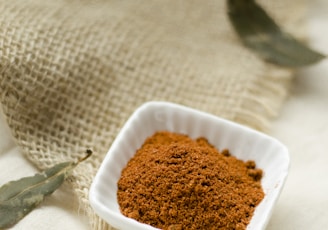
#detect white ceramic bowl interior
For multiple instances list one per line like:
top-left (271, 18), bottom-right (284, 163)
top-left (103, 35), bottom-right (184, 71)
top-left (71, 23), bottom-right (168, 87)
top-left (89, 101), bottom-right (290, 230)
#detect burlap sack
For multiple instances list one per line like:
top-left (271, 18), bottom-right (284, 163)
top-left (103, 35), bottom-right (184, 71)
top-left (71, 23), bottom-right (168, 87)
top-left (0, 0), bottom-right (306, 229)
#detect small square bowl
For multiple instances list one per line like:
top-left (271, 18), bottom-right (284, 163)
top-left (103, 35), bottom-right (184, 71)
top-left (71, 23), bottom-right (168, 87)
top-left (89, 101), bottom-right (289, 230)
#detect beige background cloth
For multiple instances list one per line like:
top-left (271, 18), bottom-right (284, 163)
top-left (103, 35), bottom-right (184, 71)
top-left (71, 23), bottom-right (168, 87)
top-left (0, 0), bottom-right (308, 229)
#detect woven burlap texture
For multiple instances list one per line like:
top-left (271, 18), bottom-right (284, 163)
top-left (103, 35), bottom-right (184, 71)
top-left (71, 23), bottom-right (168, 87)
top-left (0, 0), bottom-right (306, 229)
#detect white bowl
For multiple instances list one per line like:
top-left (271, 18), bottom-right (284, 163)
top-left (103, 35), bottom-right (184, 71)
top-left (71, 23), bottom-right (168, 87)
top-left (89, 101), bottom-right (289, 230)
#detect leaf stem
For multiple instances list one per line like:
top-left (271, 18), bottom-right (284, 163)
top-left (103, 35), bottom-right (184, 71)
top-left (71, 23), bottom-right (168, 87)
top-left (78, 149), bottom-right (93, 163)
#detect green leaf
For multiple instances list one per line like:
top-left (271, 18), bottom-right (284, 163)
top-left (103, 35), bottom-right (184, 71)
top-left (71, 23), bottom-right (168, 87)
top-left (0, 150), bottom-right (92, 229)
top-left (227, 0), bottom-right (325, 67)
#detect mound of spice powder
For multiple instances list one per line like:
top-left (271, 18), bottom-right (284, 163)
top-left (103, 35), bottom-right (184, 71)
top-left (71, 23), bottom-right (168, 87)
top-left (117, 131), bottom-right (264, 230)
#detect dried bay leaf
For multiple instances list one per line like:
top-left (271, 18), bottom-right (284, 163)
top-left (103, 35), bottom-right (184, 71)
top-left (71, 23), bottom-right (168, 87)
top-left (227, 0), bottom-right (325, 67)
top-left (0, 150), bottom-right (92, 229)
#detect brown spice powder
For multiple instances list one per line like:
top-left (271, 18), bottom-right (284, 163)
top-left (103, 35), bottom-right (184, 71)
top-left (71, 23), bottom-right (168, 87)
top-left (117, 131), bottom-right (264, 230)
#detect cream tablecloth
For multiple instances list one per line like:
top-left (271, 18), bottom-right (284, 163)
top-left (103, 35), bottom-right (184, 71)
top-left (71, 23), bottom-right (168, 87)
top-left (1, 0), bottom-right (328, 229)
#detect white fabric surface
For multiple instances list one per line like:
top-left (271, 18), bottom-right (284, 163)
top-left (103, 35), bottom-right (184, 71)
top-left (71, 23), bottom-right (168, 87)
top-left (1, 0), bottom-right (328, 229)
